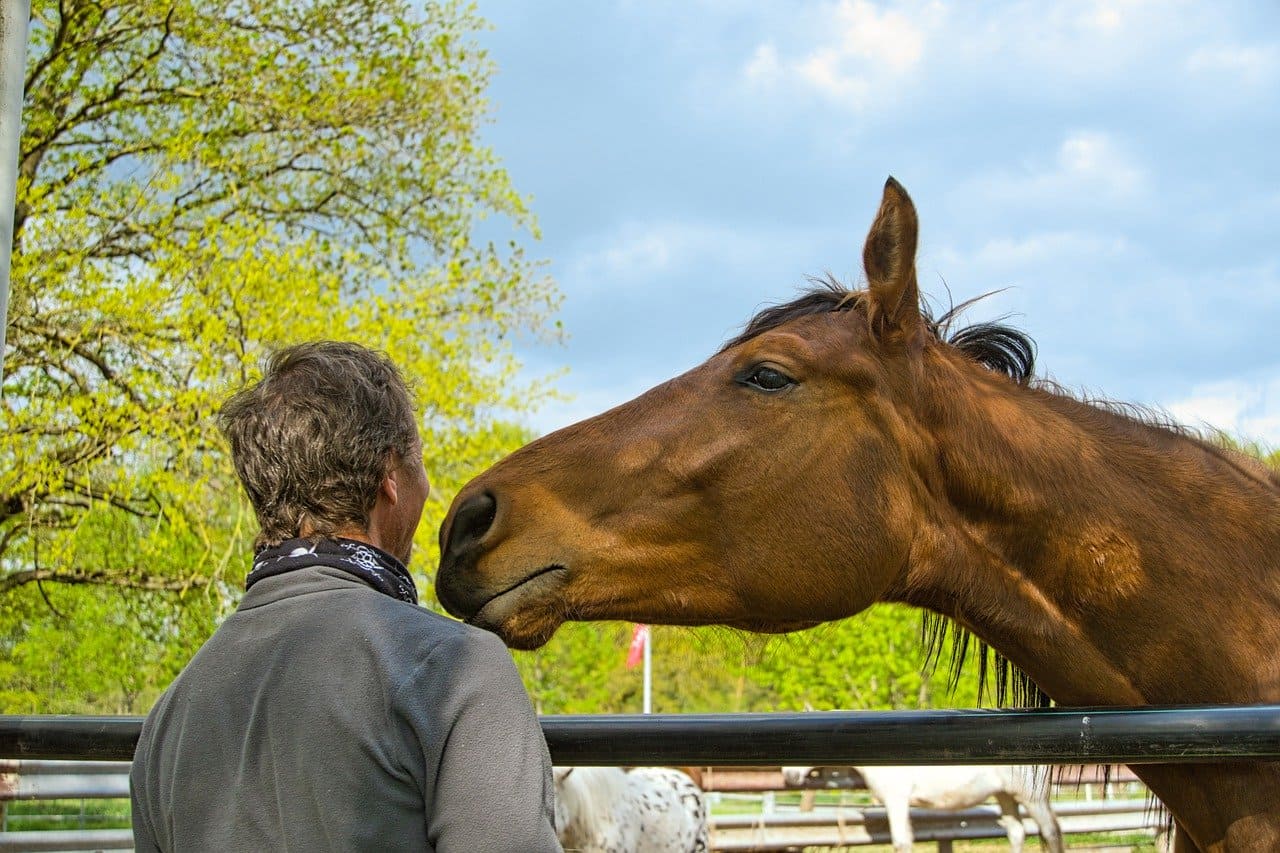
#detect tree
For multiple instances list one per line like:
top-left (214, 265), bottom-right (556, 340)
top-left (510, 610), bottom-right (994, 717)
top-left (744, 605), bottom-right (985, 711)
top-left (1, 0), bottom-right (558, 708)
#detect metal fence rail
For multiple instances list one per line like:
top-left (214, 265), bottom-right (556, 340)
top-left (1, 760), bottom-right (131, 800)
top-left (1, 760), bottom-right (133, 851)
top-left (2, 706), bottom-right (1272, 852)
top-left (4, 704), bottom-right (1280, 764)
top-left (0, 828), bottom-right (133, 852)
top-left (709, 799), bottom-right (1161, 851)
top-left (0, 758), bottom-right (1162, 845)
top-left (0, 760), bottom-right (1163, 853)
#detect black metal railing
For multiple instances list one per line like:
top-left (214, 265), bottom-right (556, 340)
top-left (4, 704), bottom-right (1280, 764)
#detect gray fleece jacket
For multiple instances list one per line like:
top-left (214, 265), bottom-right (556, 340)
top-left (130, 565), bottom-right (561, 852)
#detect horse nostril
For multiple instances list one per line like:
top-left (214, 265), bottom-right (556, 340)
top-left (445, 490), bottom-right (498, 557)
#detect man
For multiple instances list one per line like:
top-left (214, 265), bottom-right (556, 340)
top-left (130, 341), bottom-right (561, 852)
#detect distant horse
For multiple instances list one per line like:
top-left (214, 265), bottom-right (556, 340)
top-left (437, 178), bottom-right (1280, 852)
top-left (553, 766), bottom-right (709, 853)
top-left (782, 764), bottom-right (1063, 853)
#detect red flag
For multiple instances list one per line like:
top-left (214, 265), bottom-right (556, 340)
top-left (626, 623), bottom-right (649, 669)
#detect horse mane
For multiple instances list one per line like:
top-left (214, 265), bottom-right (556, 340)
top-left (725, 276), bottom-right (1278, 708)
top-left (722, 275), bottom-right (1037, 384)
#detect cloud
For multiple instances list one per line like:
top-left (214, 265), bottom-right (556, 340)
top-left (1165, 375), bottom-right (1280, 447)
top-left (1186, 43), bottom-right (1280, 86)
top-left (950, 0), bottom-right (1194, 72)
top-left (947, 230), bottom-right (1131, 271)
top-left (1029, 130), bottom-right (1145, 196)
top-left (569, 225), bottom-right (682, 284)
top-left (960, 130), bottom-right (1146, 212)
top-left (565, 220), bottom-right (837, 290)
top-left (735, 0), bottom-right (1234, 113)
top-left (742, 0), bottom-right (943, 108)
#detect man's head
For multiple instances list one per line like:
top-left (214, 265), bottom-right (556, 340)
top-left (218, 341), bottom-right (429, 563)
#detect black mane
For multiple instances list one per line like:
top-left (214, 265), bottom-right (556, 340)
top-left (723, 277), bottom-right (1037, 385)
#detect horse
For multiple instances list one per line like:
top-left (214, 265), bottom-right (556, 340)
top-left (782, 764), bottom-right (1064, 853)
top-left (436, 177), bottom-right (1280, 852)
top-left (552, 766), bottom-right (709, 853)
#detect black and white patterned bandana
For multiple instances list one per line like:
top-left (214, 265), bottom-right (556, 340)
top-left (247, 537), bottom-right (419, 605)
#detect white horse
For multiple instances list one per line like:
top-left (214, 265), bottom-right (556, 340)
top-left (553, 766), bottom-right (709, 853)
top-left (783, 764), bottom-right (1064, 853)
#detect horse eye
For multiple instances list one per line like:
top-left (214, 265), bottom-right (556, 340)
top-left (743, 365), bottom-right (795, 392)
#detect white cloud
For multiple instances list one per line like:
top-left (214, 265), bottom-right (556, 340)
top-left (963, 130), bottom-right (1146, 211)
top-left (957, 230), bottom-right (1131, 270)
top-left (742, 0), bottom-right (943, 108)
top-left (566, 220), bottom-right (835, 290)
top-left (737, 0), bottom-right (1206, 110)
top-left (828, 0), bottom-right (930, 73)
top-left (1165, 375), bottom-right (1280, 447)
top-left (744, 43), bottom-right (781, 82)
top-left (952, 0), bottom-right (1191, 72)
top-left (1074, 0), bottom-right (1157, 35)
top-left (570, 226), bottom-right (680, 283)
top-left (1045, 130), bottom-right (1144, 193)
top-left (1186, 43), bottom-right (1280, 85)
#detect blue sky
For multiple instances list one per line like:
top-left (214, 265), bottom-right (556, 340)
top-left (479, 1), bottom-right (1280, 444)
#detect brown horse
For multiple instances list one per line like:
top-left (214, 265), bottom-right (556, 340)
top-left (436, 178), bottom-right (1280, 852)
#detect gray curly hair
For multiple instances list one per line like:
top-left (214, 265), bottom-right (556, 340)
top-left (218, 341), bottom-right (419, 549)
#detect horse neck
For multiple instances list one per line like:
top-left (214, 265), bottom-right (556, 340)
top-left (894, 348), bottom-right (1280, 706)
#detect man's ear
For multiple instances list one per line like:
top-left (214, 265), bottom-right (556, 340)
top-left (380, 468), bottom-right (400, 507)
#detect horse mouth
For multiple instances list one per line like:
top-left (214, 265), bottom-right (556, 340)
top-left (729, 618), bottom-right (824, 634)
top-left (467, 564), bottom-right (569, 647)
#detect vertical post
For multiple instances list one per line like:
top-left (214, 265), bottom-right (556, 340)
top-left (0, 0), bottom-right (29, 385)
top-left (642, 624), bottom-right (652, 714)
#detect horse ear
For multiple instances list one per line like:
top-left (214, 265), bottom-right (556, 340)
top-left (862, 177), bottom-right (923, 346)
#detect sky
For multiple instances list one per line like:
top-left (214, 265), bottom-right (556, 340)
top-left (477, 0), bottom-right (1280, 445)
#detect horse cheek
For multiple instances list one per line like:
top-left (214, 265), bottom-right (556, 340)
top-left (815, 442), bottom-right (919, 613)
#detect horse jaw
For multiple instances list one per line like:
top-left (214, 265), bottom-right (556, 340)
top-left (464, 565), bottom-right (571, 650)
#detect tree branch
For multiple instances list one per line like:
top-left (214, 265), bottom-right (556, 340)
top-left (12, 320), bottom-right (148, 409)
top-left (0, 568), bottom-right (211, 595)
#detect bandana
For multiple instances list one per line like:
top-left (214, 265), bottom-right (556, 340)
top-left (247, 537), bottom-right (419, 606)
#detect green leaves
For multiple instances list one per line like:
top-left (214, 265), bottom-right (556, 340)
top-left (510, 607), bottom-right (988, 716)
top-left (3, 0), bottom-right (558, 711)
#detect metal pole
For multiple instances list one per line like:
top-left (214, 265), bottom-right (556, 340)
top-left (642, 624), bottom-right (652, 714)
top-left (6, 705), bottom-right (1280, 764)
top-left (0, 0), bottom-right (29, 385)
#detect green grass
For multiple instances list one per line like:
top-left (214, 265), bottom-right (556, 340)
top-left (2, 798), bottom-right (131, 831)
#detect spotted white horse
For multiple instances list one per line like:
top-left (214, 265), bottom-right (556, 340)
top-left (784, 765), bottom-right (1064, 853)
top-left (554, 766), bottom-right (709, 853)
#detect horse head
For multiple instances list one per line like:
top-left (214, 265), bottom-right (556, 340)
top-left (437, 178), bottom-right (939, 649)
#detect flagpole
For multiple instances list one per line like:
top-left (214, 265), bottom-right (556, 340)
top-left (642, 625), bottom-right (652, 714)
top-left (0, 0), bottom-right (31, 386)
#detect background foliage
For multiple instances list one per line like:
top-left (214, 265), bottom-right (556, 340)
top-left (514, 606), bottom-right (985, 716)
top-left (1, 0), bottom-right (558, 712)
